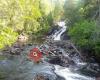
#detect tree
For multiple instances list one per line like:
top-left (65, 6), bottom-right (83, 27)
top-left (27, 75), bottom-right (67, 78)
top-left (0, 0), bottom-right (51, 49)
top-left (63, 0), bottom-right (84, 26)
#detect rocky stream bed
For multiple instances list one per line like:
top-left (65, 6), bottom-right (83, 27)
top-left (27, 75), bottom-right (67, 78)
top-left (0, 21), bottom-right (100, 80)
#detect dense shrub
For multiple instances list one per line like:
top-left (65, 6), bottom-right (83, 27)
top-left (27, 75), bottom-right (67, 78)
top-left (0, 0), bottom-right (52, 49)
top-left (68, 20), bottom-right (100, 56)
top-left (0, 27), bottom-right (18, 49)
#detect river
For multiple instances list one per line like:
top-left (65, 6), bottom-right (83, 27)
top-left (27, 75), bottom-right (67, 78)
top-left (0, 21), bottom-right (100, 80)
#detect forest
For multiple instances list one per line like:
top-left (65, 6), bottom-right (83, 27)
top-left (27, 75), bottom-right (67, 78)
top-left (0, 0), bottom-right (100, 80)
top-left (0, 0), bottom-right (99, 61)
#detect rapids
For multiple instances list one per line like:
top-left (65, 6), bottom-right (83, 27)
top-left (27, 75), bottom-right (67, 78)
top-left (0, 21), bottom-right (100, 80)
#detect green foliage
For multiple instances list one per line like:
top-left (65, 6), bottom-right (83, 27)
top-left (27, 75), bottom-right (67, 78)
top-left (39, 19), bottom-right (50, 34)
top-left (68, 20), bottom-right (100, 56)
top-left (65, 0), bottom-right (100, 58)
top-left (46, 13), bottom-right (54, 26)
top-left (0, 27), bottom-right (18, 49)
top-left (53, 1), bottom-right (64, 21)
top-left (63, 0), bottom-right (84, 26)
top-left (23, 19), bottom-right (40, 34)
top-left (82, 0), bottom-right (99, 19)
top-left (94, 40), bottom-right (100, 56)
top-left (69, 20), bottom-right (95, 46)
top-left (40, 0), bottom-right (54, 16)
top-left (0, 0), bottom-right (57, 50)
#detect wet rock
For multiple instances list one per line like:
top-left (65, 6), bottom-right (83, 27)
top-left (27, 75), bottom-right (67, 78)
top-left (10, 44), bottom-right (25, 55)
top-left (68, 46), bottom-right (73, 49)
top-left (17, 33), bottom-right (28, 43)
top-left (47, 25), bottom-right (59, 36)
top-left (86, 63), bottom-right (100, 73)
top-left (1, 41), bottom-right (26, 55)
top-left (34, 73), bottom-right (65, 80)
top-left (56, 75), bottom-right (65, 80)
top-left (0, 52), bottom-right (3, 55)
top-left (48, 55), bottom-right (75, 67)
top-left (61, 32), bottom-right (70, 40)
top-left (96, 77), bottom-right (100, 80)
top-left (10, 47), bottom-right (22, 55)
top-left (48, 56), bottom-right (63, 65)
top-left (34, 74), bottom-right (48, 80)
top-left (96, 72), bottom-right (100, 80)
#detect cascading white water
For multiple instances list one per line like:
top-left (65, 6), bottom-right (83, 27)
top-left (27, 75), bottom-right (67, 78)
top-left (53, 21), bottom-right (67, 40)
top-left (0, 21), bottom-right (98, 80)
top-left (52, 21), bottom-right (95, 80)
top-left (54, 65), bottom-right (95, 80)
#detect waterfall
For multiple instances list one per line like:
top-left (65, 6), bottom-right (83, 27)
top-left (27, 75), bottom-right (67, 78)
top-left (51, 21), bottom-right (95, 80)
top-left (53, 21), bottom-right (67, 40)
top-left (54, 65), bottom-right (95, 80)
top-left (0, 21), bottom-right (98, 80)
